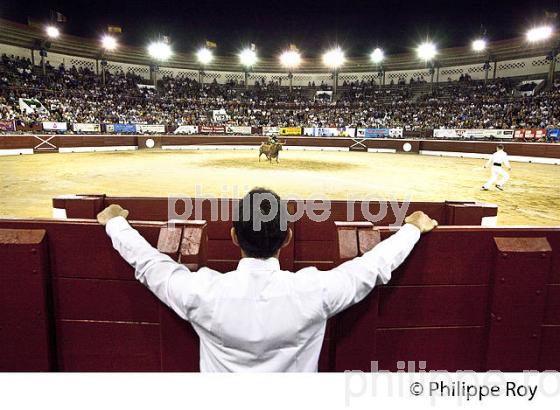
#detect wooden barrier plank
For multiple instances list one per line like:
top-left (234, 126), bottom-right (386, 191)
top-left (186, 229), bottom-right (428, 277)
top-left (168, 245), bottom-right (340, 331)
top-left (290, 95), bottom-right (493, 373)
top-left (378, 285), bottom-right (488, 327)
top-left (486, 237), bottom-right (552, 371)
top-left (0, 228), bottom-right (53, 371)
top-left (544, 285), bottom-right (560, 325)
top-left (375, 327), bottom-right (486, 371)
top-left (334, 290), bottom-right (380, 372)
top-left (539, 326), bottom-right (560, 371)
top-left (55, 278), bottom-right (160, 323)
top-left (160, 307), bottom-right (200, 372)
top-left (56, 320), bottom-right (161, 371)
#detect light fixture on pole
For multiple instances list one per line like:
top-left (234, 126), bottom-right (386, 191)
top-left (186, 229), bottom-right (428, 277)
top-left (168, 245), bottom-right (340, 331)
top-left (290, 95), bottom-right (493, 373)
top-left (472, 38), bottom-right (487, 52)
top-left (239, 47), bottom-right (257, 88)
top-left (100, 35), bottom-right (118, 86)
top-left (196, 47), bottom-right (214, 85)
top-left (45, 26), bottom-right (60, 38)
top-left (526, 25), bottom-right (553, 43)
top-left (322, 47), bottom-right (345, 94)
top-left (417, 41), bottom-right (437, 61)
top-left (370, 47), bottom-right (384, 64)
top-left (148, 40), bottom-right (172, 87)
top-left (280, 47), bottom-right (301, 91)
top-left (39, 26), bottom-right (61, 75)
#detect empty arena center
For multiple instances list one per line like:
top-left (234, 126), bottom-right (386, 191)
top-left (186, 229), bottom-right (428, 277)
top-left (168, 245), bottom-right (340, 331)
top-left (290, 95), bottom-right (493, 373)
top-left (1, 0), bottom-right (560, 407)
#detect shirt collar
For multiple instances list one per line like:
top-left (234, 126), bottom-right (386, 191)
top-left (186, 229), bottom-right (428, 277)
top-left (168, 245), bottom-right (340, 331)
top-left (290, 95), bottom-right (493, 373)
top-left (236, 257), bottom-right (280, 272)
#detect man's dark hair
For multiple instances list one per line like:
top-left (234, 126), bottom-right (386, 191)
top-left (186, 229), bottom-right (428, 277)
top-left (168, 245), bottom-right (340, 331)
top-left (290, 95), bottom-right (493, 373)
top-left (497, 144), bottom-right (504, 150)
top-left (233, 187), bottom-right (289, 259)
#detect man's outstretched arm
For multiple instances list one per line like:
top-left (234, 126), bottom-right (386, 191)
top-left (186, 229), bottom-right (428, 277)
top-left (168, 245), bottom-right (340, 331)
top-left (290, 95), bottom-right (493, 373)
top-left (97, 205), bottom-right (213, 321)
top-left (318, 211), bottom-right (437, 317)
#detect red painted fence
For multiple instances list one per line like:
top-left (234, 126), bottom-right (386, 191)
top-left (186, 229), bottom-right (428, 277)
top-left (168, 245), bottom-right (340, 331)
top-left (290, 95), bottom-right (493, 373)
top-left (52, 195), bottom-right (498, 272)
top-left (1, 216), bottom-right (559, 372)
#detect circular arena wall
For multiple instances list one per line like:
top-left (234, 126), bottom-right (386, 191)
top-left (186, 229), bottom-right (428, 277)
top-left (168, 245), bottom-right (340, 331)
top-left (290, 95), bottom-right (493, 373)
top-left (1, 135), bottom-right (559, 164)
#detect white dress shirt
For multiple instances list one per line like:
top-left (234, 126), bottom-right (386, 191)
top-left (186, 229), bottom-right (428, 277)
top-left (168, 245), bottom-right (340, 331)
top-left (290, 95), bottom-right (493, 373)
top-left (106, 216), bottom-right (421, 372)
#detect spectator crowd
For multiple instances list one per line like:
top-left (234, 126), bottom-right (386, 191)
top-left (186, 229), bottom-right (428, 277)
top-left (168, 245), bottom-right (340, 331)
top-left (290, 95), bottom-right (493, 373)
top-left (2, 53), bottom-right (560, 131)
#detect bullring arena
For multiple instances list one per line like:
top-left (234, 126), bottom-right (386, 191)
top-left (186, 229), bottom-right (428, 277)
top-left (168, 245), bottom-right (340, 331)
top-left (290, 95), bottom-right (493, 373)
top-left (1, 136), bottom-right (560, 226)
top-left (1, 15), bottom-right (560, 378)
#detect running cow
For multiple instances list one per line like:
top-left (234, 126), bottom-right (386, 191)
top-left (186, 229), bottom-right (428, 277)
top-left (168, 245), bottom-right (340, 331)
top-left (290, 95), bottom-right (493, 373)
top-left (259, 141), bottom-right (284, 163)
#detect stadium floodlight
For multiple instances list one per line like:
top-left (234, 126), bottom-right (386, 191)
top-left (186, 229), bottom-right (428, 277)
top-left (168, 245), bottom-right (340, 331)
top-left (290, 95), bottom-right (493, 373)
top-left (417, 41), bottom-right (437, 61)
top-left (370, 47), bottom-right (385, 64)
top-left (526, 25), bottom-right (553, 42)
top-left (472, 38), bottom-right (487, 52)
top-left (45, 26), bottom-right (60, 38)
top-left (101, 35), bottom-right (118, 51)
top-left (148, 41), bottom-right (172, 61)
top-left (196, 47), bottom-right (214, 65)
top-left (239, 48), bottom-right (257, 67)
top-left (279, 49), bottom-right (301, 70)
top-left (322, 47), bottom-right (345, 69)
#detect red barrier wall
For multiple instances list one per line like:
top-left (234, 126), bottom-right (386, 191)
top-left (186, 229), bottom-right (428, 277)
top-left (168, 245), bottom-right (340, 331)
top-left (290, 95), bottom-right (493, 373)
top-left (1, 218), bottom-right (559, 372)
top-left (0, 219), bottom-right (204, 371)
top-left (335, 224), bottom-right (560, 371)
top-left (0, 228), bottom-right (54, 371)
top-left (1, 135), bottom-right (560, 158)
top-left (51, 195), bottom-right (498, 272)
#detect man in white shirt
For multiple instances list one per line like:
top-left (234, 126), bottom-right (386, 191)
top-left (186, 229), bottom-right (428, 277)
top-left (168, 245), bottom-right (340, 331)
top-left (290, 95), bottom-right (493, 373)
top-left (482, 144), bottom-right (512, 191)
top-left (97, 188), bottom-right (437, 372)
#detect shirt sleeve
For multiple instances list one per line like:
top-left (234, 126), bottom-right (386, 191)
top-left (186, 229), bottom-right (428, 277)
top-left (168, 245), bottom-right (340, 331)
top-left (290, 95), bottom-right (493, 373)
top-left (105, 216), bottom-right (217, 321)
top-left (319, 223), bottom-right (421, 317)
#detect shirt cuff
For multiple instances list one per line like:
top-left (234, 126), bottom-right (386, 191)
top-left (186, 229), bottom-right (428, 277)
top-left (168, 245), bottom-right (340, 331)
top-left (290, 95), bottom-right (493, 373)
top-left (105, 216), bottom-right (131, 237)
top-left (399, 223), bottom-right (422, 242)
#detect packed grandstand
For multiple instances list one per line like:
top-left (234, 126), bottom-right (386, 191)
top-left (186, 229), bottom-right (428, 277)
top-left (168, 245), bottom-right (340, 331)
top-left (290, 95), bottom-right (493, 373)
top-left (1, 18), bottom-right (560, 141)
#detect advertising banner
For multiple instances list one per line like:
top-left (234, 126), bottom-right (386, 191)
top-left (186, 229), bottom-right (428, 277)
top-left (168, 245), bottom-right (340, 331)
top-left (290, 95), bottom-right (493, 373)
top-left (342, 128), bottom-right (356, 137)
top-left (433, 129), bottom-right (460, 139)
top-left (174, 125), bottom-right (198, 134)
top-left (313, 127), bottom-right (338, 137)
top-left (72, 123), bottom-right (101, 133)
top-left (524, 129), bottom-right (536, 140)
top-left (434, 129), bottom-right (514, 140)
top-left (200, 125), bottom-right (226, 134)
top-left (107, 124), bottom-right (136, 133)
top-left (303, 128), bottom-right (314, 136)
top-left (514, 128), bottom-right (546, 140)
top-left (359, 128), bottom-right (390, 138)
top-left (280, 127), bottom-right (302, 136)
top-left (135, 124), bottom-right (165, 134)
top-left (42, 121), bottom-right (67, 132)
top-left (0, 119), bottom-right (15, 131)
top-left (547, 128), bottom-right (560, 142)
top-left (389, 128), bottom-right (404, 138)
top-left (226, 125), bottom-right (252, 135)
top-left (463, 129), bottom-right (514, 140)
top-left (263, 127), bottom-right (280, 136)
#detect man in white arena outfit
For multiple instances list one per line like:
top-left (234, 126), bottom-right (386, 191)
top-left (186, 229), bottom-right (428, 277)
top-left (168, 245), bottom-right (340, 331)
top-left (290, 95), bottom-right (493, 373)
top-left (96, 188), bottom-right (437, 372)
top-left (482, 144), bottom-right (512, 191)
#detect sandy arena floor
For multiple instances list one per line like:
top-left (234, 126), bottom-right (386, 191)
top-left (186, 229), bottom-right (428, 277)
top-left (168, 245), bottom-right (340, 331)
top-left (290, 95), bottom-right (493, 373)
top-left (0, 149), bottom-right (559, 225)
